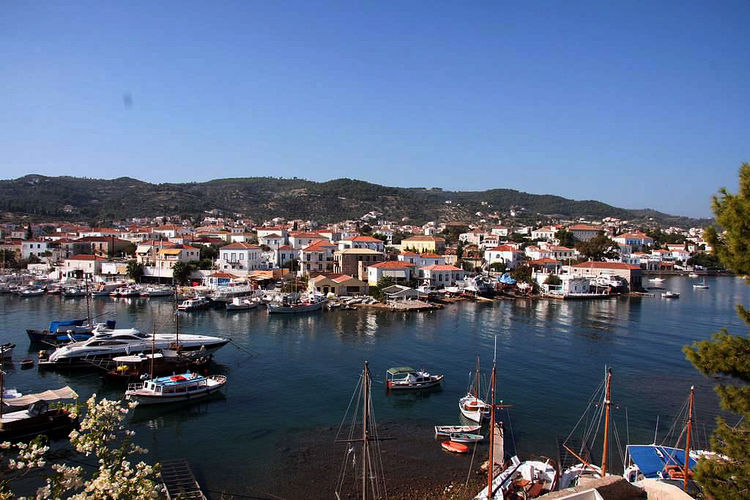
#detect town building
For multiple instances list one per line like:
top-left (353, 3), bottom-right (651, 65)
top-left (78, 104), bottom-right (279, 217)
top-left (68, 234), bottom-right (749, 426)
top-left (333, 248), bottom-right (385, 281)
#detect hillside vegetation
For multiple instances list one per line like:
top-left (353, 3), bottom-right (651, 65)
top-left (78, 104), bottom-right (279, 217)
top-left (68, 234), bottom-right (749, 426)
top-left (0, 175), bottom-right (707, 226)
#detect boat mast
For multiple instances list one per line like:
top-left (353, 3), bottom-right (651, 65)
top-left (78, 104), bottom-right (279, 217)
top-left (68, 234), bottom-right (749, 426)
top-left (0, 369), bottom-right (4, 418)
top-left (362, 361), bottom-right (370, 500)
top-left (85, 274), bottom-right (91, 326)
top-left (475, 355), bottom-right (480, 400)
top-left (684, 386), bottom-right (694, 491)
top-left (487, 338), bottom-right (497, 497)
top-left (601, 367), bottom-right (612, 477)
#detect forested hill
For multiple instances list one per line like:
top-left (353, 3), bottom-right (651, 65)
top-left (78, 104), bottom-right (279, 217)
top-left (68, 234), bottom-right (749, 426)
top-left (0, 175), bottom-right (707, 226)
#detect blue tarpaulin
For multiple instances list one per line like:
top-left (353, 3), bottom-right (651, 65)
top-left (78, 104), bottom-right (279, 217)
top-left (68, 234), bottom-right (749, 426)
top-left (626, 445), bottom-right (696, 479)
top-left (498, 273), bottom-right (516, 285)
top-left (49, 319), bottom-right (86, 332)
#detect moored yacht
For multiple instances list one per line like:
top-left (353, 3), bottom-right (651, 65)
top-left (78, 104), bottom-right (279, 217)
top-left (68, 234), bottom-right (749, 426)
top-left (43, 330), bottom-right (229, 366)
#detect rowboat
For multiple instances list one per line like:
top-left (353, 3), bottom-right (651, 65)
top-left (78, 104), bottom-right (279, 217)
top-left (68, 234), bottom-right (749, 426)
top-left (449, 432), bottom-right (483, 444)
top-left (441, 441), bottom-right (469, 454)
top-left (434, 424), bottom-right (481, 436)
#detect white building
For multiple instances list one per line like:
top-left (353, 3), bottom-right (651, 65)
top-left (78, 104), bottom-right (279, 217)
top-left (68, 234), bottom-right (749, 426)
top-left (217, 243), bottom-right (264, 273)
top-left (484, 246), bottom-right (524, 269)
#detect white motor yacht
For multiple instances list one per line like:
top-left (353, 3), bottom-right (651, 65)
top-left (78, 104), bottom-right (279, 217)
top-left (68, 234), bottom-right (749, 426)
top-left (45, 330), bottom-right (229, 366)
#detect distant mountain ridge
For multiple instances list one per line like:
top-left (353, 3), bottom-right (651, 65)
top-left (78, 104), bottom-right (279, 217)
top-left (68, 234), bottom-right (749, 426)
top-left (0, 174), bottom-right (708, 227)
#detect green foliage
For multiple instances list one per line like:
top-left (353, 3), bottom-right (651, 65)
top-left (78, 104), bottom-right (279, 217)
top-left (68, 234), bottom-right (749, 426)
top-left (360, 224), bottom-right (372, 235)
top-left (555, 229), bottom-right (575, 248)
top-left (199, 244), bottom-right (221, 261)
top-left (575, 232), bottom-right (620, 261)
top-left (0, 249), bottom-right (16, 267)
top-left (644, 227), bottom-right (686, 246)
top-left (489, 261), bottom-right (506, 273)
top-left (544, 274), bottom-right (562, 286)
top-left (126, 260), bottom-right (144, 282)
top-left (510, 265), bottom-right (532, 283)
top-left (508, 232), bottom-right (528, 243)
top-left (682, 164), bottom-right (750, 499)
top-left (123, 243), bottom-right (137, 257)
top-left (171, 261), bottom-right (191, 285)
top-left (0, 175), bottom-right (711, 225)
top-left (686, 252), bottom-right (721, 269)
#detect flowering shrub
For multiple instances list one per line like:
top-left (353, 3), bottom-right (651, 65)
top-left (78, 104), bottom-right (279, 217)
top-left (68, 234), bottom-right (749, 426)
top-left (0, 395), bottom-right (162, 499)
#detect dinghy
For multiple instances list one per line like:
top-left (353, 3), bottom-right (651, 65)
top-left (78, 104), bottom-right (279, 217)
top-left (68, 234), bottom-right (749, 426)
top-left (442, 441), bottom-right (469, 454)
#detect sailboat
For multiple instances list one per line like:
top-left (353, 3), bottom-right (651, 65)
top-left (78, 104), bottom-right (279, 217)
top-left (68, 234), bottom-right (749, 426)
top-left (334, 361), bottom-right (388, 500)
top-left (558, 367), bottom-right (615, 490)
top-left (459, 355), bottom-right (491, 422)
top-left (474, 340), bottom-right (555, 500)
top-left (623, 386), bottom-right (710, 494)
top-left (692, 279), bottom-right (709, 289)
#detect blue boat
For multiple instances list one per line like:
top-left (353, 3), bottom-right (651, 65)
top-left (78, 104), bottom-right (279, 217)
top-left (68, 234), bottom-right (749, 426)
top-left (26, 319), bottom-right (116, 344)
top-left (624, 444), bottom-right (697, 483)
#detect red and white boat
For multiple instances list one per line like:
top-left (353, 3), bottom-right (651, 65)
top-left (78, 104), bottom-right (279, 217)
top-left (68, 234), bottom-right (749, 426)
top-left (434, 424), bottom-right (481, 436)
top-left (459, 355), bottom-right (490, 422)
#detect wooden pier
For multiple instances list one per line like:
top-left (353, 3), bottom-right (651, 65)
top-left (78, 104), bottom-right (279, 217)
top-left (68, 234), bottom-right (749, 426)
top-left (161, 459), bottom-right (206, 500)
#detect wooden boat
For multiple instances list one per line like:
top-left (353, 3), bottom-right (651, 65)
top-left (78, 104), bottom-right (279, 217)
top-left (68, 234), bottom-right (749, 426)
top-left (177, 296), bottom-right (211, 311)
top-left (226, 297), bottom-right (258, 311)
top-left (475, 456), bottom-right (558, 499)
top-left (125, 372), bottom-right (227, 405)
top-left (267, 295), bottom-right (325, 314)
top-left (442, 441), bottom-right (469, 454)
top-left (386, 366), bottom-right (443, 390)
top-left (449, 432), bottom-right (483, 444)
top-left (434, 424), bottom-right (481, 436)
top-left (105, 351), bottom-right (212, 383)
top-left (334, 362), bottom-right (388, 499)
top-left (0, 343), bottom-right (15, 360)
top-left (459, 355), bottom-right (490, 422)
top-left (558, 367), bottom-right (614, 490)
top-left (0, 385), bottom-right (78, 441)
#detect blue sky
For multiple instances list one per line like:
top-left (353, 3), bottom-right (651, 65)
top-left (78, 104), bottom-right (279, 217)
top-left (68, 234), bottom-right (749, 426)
top-left (2, 1), bottom-right (748, 218)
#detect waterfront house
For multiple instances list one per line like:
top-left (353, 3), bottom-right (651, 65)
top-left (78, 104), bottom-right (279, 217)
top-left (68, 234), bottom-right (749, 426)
top-left (308, 273), bottom-right (368, 296)
top-left (299, 240), bottom-right (337, 276)
top-left (484, 245), bottom-right (524, 269)
top-left (77, 236), bottom-right (131, 258)
top-left (155, 245), bottom-right (200, 275)
top-left (568, 261), bottom-right (642, 291)
top-left (21, 239), bottom-right (51, 260)
top-left (366, 261), bottom-right (415, 286)
top-left (63, 254), bottom-right (106, 279)
top-left (218, 242), bottom-right (264, 274)
top-left (418, 264), bottom-right (464, 288)
top-left (333, 248), bottom-right (385, 281)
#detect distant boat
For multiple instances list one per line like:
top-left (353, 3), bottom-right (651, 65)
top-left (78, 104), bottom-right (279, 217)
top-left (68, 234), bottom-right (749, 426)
top-left (18, 288), bottom-right (45, 297)
top-left (649, 277), bottom-right (664, 283)
top-left (0, 343), bottom-right (15, 360)
top-left (225, 297), bottom-right (258, 311)
top-left (693, 279), bottom-right (709, 290)
top-left (662, 291), bottom-right (680, 299)
top-left (177, 296), bottom-right (211, 311)
top-left (688, 272), bottom-right (699, 278)
top-left (267, 295), bottom-right (325, 314)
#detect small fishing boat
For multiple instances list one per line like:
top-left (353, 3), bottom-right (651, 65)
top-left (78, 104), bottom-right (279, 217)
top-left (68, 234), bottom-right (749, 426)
top-left (106, 351), bottom-right (212, 383)
top-left (475, 456), bottom-right (558, 499)
top-left (662, 291), bottom-right (680, 299)
top-left (177, 296), bottom-right (211, 311)
top-left (648, 277), bottom-right (664, 283)
top-left (125, 372), bottom-right (227, 405)
top-left (267, 294), bottom-right (325, 314)
top-left (0, 386), bottom-right (78, 441)
top-left (449, 432), bottom-right (483, 444)
top-left (385, 367), bottom-right (443, 390)
top-left (225, 297), bottom-right (258, 311)
top-left (434, 424), bottom-right (482, 436)
top-left (688, 272), bottom-right (699, 278)
top-left (18, 288), bottom-right (45, 297)
top-left (140, 286), bottom-right (173, 298)
top-left (20, 359), bottom-right (34, 370)
top-left (62, 287), bottom-right (87, 298)
top-left (0, 343), bottom-right (15, 360)
top-left (442, 441), bottom-right (469, 454)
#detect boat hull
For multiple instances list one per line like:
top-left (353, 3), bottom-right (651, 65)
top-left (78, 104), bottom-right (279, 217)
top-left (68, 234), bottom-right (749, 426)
top-left (434, 425), bottom-right (481, 436)
top-left (441, 441), bottom-right (469, 453)
top-left (267, 301), bottom-right (324, 314)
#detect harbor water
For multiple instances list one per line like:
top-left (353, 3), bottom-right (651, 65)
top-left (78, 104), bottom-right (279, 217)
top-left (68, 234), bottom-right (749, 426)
top-left (0, 275), bottom-right (747, 497)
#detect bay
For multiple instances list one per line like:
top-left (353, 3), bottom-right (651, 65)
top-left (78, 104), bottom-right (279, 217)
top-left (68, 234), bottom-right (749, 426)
top-left (0, 275), bottom-right (746, 496)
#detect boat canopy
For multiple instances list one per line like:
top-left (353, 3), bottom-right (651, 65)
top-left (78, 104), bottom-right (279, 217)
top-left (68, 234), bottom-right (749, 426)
top-left (386, 367), bottom-right (415, 376)
top-left (49, 319), bottom-right (86, 332)
top-left (5, 386), bottom-right (78, 407)
top-left (498, 273), bottom-right (517, 285)
top-left (626, 445), bottom-right (697, 479)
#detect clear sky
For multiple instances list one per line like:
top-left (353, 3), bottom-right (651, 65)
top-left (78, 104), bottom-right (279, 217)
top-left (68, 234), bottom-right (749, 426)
top-left (2, 1), bottom-right (748, 218)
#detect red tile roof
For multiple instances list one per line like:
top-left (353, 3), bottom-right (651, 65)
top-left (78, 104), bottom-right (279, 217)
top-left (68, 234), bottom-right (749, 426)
top-left (302, 240), bottom-right (336, 252)
top-left (572, 261), bottom-right (640, 270)
top-left (370, 261), bottom-right (415, 269)
top-left (222, 242), bottom-right (261, 250)
top-left (351, 236), bottom-right (382, 242)
top-left (66, 254), bottom-right (106, 261)
top-left (568, 224), bottom-right (602, 231)
top-left (402, 235), bottom-right (446, 242)
top-left (489, 245), bottom-right (520, 252)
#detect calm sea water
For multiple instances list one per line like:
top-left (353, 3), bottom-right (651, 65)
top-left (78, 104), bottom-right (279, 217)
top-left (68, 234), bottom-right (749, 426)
top-left (1, 276), bottom-right (747, 496)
